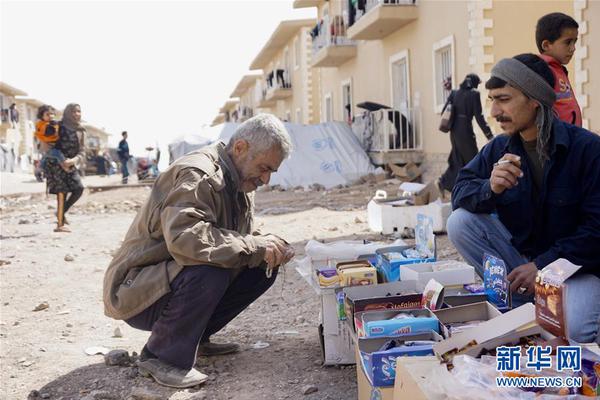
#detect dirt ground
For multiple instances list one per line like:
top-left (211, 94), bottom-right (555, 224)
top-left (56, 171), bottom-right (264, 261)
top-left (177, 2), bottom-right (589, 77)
top-left (0, 178), bottom-right (460, 400)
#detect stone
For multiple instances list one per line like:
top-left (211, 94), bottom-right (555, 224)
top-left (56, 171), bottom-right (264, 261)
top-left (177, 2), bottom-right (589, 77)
top-left (354, 217), bottom-right (363, 223)
top-left (113, 327), bottom-right (123, 338)
top-left (64, 254), bottom-right (75, 262)
top-left (18, 218), bottom-right (32, 224)
top-left (33, 302), bottom-right (49, 312)
top-left (128, 387), bottom-right (163, 400)
top-left (302, 385), bottom-right (318, 395)
top-left (40, 394), bottom-right (50, 399)
top-left (104, 349), bottom-right (131, 366)
top-left (27, 390), bottom-right (39, 398)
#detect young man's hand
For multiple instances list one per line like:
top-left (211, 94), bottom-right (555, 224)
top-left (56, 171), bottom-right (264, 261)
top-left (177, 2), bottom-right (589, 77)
top-left (507, 262), bottom-right (538, 295)
top-left (490, 153), bottom-right (523, 194)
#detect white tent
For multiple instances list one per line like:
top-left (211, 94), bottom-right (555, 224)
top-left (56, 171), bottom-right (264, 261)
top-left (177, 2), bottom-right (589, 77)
top-left (168, 123), bottom-right (239, 164)
top-left (169, 121), bottom-right (377, 189)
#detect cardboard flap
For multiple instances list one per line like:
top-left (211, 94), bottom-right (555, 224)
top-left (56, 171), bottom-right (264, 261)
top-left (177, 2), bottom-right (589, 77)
top-left (433, 303), bottom-right (536, 358)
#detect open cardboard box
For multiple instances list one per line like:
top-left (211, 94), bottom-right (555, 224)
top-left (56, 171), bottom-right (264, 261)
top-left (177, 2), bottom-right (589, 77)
top-left (356, 308), bottom-right (445, 339)
top-left (356, 345), bottom-right (394, 400)
top-left (343, 281), bottom-right (425, 333)
top-left (433, 303), bottom-right (556, 363)
top-left (392, 356), bottom-right (449, 400)
top-left (358, 331), bottom-right (443, 387)
top-left (375, 215), bottom-right (437, 282)
top-left (433, 301), bottom-right (502, 337)
top-left (400, 260), bottom-right (475, 287)
top-left (442, 286), bottom-right (488, 307)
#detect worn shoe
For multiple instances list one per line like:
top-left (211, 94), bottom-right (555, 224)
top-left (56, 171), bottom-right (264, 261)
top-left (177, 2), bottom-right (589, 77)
top-left (137, 358), bottom-right (207, 388)
top-left (197, 341), bottom-right (240, 357)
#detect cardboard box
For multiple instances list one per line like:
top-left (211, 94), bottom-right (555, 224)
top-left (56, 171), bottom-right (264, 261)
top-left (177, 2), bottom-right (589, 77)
top-left (434, 301), bottom-right (502, 336)
top-left (388, 162), bottom-right (422, 182)
top-left (358, 332), bottom-right (442, 387)
top-left (357, 346), bottom-right (394, 400)
top-left (433, 303), bottom-right (555, 363)
top-left (343, 281), bottom-right (425, 333)
top-left (376, 214), bottom-right (437, 282)
top-left (393, 356), bottom-right (449, 400)
top-left (442, 286), bottom-right (488, 307)
top-left (400, 260), bottom-right (475, 287)
top-left (534, 258), bottom-right (581, 338)
top-left (367, 191), bottom-right (451, 234)
top-left (319, 289), bottom-right (355, 365)
top-left (337, 260), bottom-right (378, 287)
top-left (358, 308), bottom-right (442, 338)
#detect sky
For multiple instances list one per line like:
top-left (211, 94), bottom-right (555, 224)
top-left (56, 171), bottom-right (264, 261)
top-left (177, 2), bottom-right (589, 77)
top-left (1, 0), bottom-right (315, 167)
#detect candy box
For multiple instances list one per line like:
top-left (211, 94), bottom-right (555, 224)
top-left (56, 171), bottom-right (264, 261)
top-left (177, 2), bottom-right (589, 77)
top-left (358, 331), bottom-right (442, 387)
top-left (336, 260), bottom-right (378, 287)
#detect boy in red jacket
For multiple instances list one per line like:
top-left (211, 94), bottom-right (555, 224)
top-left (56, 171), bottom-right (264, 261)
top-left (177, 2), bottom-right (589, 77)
top-left (536, 12), bottom-right (582, 126)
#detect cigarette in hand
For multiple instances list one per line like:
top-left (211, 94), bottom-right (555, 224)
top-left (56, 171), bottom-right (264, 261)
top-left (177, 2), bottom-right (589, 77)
top-left (494, 159), bottom-right (513, 167)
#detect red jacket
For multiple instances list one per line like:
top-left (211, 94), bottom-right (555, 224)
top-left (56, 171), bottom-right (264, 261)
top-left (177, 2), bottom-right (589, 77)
top-left (539, 54), bottom-right (582, 126)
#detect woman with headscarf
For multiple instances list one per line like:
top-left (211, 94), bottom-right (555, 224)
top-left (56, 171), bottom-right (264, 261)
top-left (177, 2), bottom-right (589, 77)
top-left (438, 73), bottom-right (494, 197)
top-left (44, 103), bottom-right (86, 232)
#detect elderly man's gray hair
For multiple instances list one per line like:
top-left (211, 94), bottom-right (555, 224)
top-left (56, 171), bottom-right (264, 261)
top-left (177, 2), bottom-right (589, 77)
top-left (227, 114), bottom-right (292, 158)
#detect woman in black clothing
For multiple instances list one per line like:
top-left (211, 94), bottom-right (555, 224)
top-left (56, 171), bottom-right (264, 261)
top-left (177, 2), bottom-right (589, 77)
top-left (438, 74), bottom-right (494, 195)
top-left (44, 103), bottom-right (86, 232)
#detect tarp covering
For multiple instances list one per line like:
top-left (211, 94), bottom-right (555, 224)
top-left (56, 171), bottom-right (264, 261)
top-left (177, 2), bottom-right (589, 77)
top-left (167, 123), bottom-right (238, 164)
top-left (169, 121), bottom-right (377, 189)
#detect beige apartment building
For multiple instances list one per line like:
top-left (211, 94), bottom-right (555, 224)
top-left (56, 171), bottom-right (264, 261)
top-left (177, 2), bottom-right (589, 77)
top-left (292, 0), bottom-right (598, 178)
top-left (213, 19), bottom-right (321, 126)
top-left (248, 18), bottom-right (319, 124)
top-left (0, 82), bottom-right (27, 161)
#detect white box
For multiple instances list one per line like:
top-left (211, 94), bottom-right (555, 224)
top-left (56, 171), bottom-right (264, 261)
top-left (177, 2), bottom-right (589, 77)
top-left (400, 261), bottom-right (475, 287)
top-left (367, 191), bottom-right (451, 234)
top-left (319, 289), bottom-right (355, 365)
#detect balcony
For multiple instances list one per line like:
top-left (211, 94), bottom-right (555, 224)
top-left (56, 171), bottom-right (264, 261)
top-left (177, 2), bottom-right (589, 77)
top-left (311, 16), bottom-right (357, 68)
top-left (292, 0), bottom-right (322, 8)
top-left (347, 0), bottom-right (418, 41)
top-left (265, 69), bottom-right (293, 101)
top-left (254, 85), bottom-right (276, 108)
top-left (353, 106), bottom-right (423, 165)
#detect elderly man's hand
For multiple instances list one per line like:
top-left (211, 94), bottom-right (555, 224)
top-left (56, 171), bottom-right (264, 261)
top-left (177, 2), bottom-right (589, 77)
top-left (263, 235), bottom-right (292, 269)
top-left (507, 262), bottom-right (538, 296)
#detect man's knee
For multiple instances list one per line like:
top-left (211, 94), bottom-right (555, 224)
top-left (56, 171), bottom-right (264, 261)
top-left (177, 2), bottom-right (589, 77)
top-left (447, 208), bottom-right (477, 243)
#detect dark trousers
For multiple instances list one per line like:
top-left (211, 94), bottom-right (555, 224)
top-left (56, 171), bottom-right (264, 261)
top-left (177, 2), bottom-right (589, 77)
top-left (126, 265), bottom-right (277, 370)
top-left (120, 158), bottom-right (129, 180)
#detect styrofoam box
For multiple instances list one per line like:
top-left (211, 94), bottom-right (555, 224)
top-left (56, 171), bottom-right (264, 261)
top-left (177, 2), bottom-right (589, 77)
top-left (399, 261), bottom-right (475, 287)
top-left (367, 193), bottom-right (451, 234)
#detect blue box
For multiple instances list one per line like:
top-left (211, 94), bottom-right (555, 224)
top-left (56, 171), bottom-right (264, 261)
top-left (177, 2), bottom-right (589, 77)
top-left (375, 214), bottom-right (437, 282)
top-left (358, 332), bottom-right (442, 387)
top-left (365, 316), bottom-right (440, 337)
top-left (357, 308), bottom-right (444, 338)
top-left (375, 246), bottom-right (435, 282)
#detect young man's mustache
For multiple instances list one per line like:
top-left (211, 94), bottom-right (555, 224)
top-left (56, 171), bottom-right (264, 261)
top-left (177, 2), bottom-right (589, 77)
top-left (496, 116), bottom-right (512, 123)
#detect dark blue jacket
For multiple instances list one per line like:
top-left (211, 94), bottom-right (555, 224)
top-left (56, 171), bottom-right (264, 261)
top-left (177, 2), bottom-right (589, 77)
top-left (118, 139), bottom-right (129, 161)
top-left (452, 120), bottom-right (600, 277)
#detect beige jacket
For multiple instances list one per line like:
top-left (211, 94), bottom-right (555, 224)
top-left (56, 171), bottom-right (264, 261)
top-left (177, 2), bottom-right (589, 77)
top-left (103, 142), bottom-right (269, 320)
